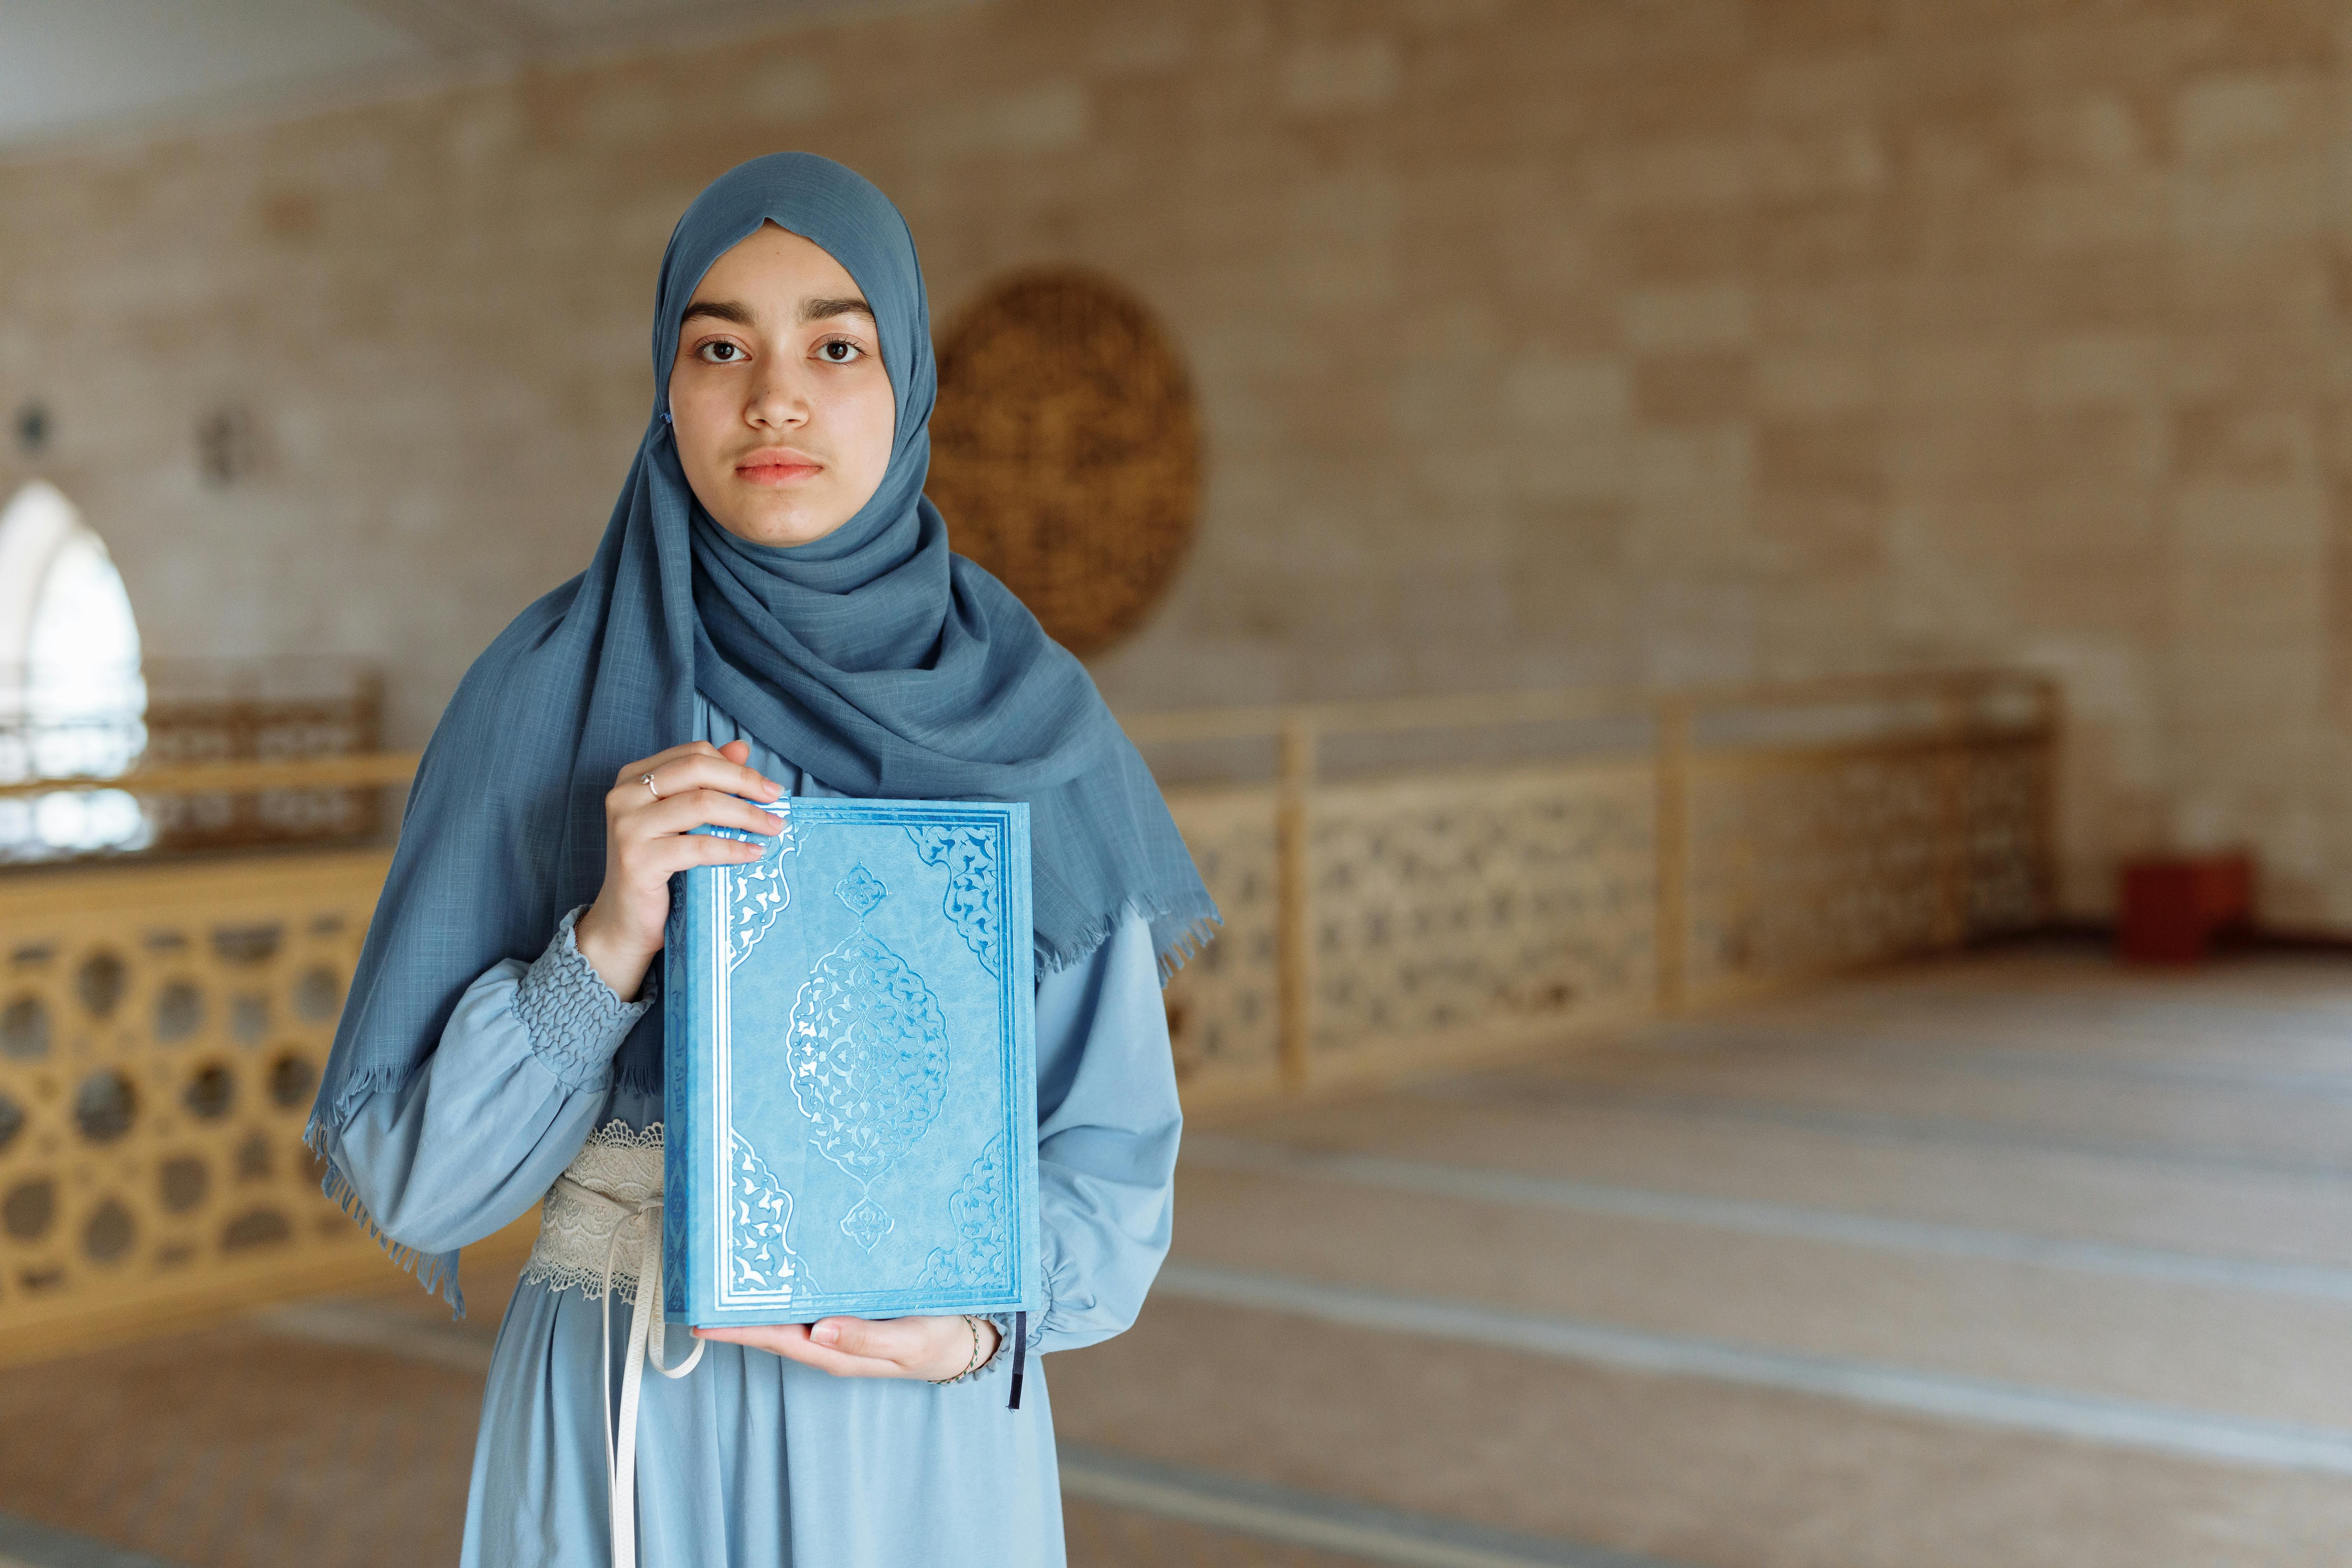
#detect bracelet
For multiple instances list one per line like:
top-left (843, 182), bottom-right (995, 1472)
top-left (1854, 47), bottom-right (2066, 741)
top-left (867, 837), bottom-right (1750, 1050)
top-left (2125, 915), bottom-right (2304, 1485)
top-left (928, 1315), bottom-right (991, 1385)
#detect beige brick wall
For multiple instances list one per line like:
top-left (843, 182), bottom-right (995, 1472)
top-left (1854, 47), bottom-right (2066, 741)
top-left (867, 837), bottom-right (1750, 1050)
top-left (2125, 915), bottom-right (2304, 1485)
top-left (1, 0), bottom-right (2349, 922)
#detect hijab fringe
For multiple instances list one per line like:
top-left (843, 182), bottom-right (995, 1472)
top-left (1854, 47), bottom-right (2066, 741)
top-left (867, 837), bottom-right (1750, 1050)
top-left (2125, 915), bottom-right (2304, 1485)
top-left (1150, 914), bottom-right (1224, 984)
top-left (304, 1064), bottom-right (403, 1156)
top-left (304, 1093), bottom-right (466, 1316)
top-left (1037, 892), bottom-right (1222, 984)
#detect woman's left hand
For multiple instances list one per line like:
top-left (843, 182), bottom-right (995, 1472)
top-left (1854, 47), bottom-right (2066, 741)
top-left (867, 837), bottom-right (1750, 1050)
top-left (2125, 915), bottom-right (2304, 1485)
top-left (693, 1314), bottom-right (997, 1381)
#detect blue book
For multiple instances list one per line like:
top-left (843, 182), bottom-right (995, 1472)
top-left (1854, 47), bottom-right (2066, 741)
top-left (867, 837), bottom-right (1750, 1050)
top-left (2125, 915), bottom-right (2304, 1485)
top-left (662, 797), bottom-right (1038, 1326)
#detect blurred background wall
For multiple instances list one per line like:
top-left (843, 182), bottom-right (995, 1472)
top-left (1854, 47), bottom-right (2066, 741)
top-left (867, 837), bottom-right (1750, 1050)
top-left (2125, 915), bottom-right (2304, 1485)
top-left (0, 0), bottom-right (2345, 922)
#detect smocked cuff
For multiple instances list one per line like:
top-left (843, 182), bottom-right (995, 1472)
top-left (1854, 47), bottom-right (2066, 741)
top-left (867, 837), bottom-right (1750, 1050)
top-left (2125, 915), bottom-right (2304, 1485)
top-left (966, 1273), bottom-right (1052, 1385)
top-left (515, 906), bottom-right (654, 1092)
top-left (951, 1314), bottom-right (1013, 1386)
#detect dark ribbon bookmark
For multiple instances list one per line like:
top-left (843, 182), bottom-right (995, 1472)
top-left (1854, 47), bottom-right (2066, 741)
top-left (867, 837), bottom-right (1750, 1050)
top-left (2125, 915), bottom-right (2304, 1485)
top-left (1007, 1311), bottom-right (1028, 1410)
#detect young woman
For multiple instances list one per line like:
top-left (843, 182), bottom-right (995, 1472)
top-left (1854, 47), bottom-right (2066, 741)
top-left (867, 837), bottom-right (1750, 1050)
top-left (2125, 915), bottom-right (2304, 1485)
top-left (306, 152), bottom-right (1216, 1567)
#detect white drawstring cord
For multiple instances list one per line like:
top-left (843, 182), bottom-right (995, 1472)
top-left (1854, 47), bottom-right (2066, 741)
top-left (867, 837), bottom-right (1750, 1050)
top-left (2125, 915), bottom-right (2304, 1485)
top-left (563, 1176), bottom-right (703, 1568)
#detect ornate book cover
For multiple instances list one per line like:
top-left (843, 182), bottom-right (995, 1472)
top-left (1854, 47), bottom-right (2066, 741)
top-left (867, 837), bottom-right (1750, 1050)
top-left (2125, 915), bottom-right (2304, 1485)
top-left (662, 798), bottom-right (1037, 1326)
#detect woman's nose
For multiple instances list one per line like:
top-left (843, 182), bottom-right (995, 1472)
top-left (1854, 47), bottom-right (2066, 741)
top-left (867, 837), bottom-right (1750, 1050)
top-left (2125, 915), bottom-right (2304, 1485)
top-left (747, 366), bottom-right (809, 427)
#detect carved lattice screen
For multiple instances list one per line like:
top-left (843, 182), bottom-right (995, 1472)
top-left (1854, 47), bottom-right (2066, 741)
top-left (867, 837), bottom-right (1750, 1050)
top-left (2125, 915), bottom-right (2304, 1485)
top-left (1307, 764), bottom-right (1658, 1065)
top-left (0, 850), bottom-right (389, 1360)
top-left (1151, 673), bottom-right (2056, 1106)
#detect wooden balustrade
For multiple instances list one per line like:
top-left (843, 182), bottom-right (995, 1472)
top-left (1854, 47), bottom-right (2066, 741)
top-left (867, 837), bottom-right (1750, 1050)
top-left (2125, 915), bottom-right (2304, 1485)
top-left (0, 849), bottom-right (392, 1362)
top-left (0, 659), bottom-right (392, 861)
top-left (1143, 670), bottom-right (2056, 1108)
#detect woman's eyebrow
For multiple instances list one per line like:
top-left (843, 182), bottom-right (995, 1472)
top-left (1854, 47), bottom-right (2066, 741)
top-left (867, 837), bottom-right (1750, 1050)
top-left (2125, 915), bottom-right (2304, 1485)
top-left (800, 295), bottom-right (874, 323)
top-left (681, 299), bottom-right (754, 327)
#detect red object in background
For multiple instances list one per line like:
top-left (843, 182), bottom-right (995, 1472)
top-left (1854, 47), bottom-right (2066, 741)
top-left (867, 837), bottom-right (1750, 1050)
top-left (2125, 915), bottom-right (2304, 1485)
top-left (2119, 854), bottom-right (2254, 965)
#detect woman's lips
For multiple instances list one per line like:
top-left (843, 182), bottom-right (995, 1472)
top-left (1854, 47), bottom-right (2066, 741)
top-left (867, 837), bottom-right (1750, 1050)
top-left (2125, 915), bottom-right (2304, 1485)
top-left (735, 452), bottom-right (822, 486)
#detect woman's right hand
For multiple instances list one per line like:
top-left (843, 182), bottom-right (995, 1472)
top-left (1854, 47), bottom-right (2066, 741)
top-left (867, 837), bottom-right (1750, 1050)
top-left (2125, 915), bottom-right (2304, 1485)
top-left (572, 740), bottom-right (784, 1001)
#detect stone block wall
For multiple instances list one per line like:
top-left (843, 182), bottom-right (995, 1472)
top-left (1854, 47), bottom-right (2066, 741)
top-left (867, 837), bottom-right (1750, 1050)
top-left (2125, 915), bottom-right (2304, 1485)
top-left (1, 0), bottom-right (2349, 922)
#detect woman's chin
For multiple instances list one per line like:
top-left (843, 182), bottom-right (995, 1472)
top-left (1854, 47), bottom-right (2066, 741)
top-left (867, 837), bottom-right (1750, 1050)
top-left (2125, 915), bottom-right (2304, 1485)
top-left (708, 504), bottom-right (854, 549)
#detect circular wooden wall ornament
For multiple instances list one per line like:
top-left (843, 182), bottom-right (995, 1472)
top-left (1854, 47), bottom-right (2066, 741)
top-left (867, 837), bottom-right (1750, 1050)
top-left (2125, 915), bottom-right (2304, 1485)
top-left (926, 267), bottom-right (1202, 657)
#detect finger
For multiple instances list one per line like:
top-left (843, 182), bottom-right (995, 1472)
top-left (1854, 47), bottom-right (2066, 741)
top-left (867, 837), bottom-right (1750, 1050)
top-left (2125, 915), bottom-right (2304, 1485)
top-left (807, 1317), bottom-right (924, 1362)
top-left (697, 1320), bottom-right (917, 1370)
top-left (610, 748), bottom-right (780, 805)
top-left (621, 789), bottom-right (786, 841)
top-left (613, 742), bottom-right (722, 788)
top-left (694, 1325), bottom-right (899, 1378)
top-left (693, 1323), bottom-right (808, 1352)
top-left (653, 750), bottom-right (781, 798)
top-left (626, 833), bottom-right (767, 878)
top-left (636, 753), bottom-right (784, 806)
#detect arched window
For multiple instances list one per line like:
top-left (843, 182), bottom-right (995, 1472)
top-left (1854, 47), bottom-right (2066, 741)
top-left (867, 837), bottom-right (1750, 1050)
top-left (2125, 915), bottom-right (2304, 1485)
top-left (0, 481), bottom-right (149, 856)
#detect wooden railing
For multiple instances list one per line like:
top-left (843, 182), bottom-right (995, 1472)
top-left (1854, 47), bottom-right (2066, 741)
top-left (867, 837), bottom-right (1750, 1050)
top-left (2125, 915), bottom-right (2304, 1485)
top-left (0, 659), bottom-right (392, 862)
top-left (0, 750), bottom-right (423, 802)
top-left (0, 847), bottom-right (395, 1361)
top-left (1138, 671), bottom-right (2057, 1107)
top-left (0, 671), bottom-right (2054, 1357)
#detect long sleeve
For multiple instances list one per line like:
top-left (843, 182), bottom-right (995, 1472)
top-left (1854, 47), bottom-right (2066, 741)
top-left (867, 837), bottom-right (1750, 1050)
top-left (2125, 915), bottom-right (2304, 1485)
top-left (324, 908), bottom-right (652, 1258)
top-left (1024, 910), bottom-right (1183, 1356)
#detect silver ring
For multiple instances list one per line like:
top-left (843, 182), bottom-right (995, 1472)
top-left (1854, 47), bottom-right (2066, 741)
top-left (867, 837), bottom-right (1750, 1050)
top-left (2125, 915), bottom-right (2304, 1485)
top-left (642, 772), bottom-right (661, 801)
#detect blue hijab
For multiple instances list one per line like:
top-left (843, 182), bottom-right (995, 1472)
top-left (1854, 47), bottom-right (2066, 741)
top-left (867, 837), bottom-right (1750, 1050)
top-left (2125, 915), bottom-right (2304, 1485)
top-left (308, 153), bottom-right (1216, 1295)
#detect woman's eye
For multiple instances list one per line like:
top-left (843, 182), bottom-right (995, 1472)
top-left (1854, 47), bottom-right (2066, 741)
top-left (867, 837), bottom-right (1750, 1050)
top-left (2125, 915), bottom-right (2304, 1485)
top-left (698, 341), bottom-right (745, 363)
top-left (816, 340), bottom-right (864, 364)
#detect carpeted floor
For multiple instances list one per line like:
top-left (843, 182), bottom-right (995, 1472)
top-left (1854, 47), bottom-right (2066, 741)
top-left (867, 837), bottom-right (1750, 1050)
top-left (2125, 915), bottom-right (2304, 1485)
top-left (6, 941), bottom-right (2352, 1566)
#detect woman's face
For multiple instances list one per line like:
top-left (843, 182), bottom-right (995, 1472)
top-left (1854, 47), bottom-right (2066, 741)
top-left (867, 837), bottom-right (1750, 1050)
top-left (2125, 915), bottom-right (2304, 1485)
top-left (668, 222), bottom-right (896, 547)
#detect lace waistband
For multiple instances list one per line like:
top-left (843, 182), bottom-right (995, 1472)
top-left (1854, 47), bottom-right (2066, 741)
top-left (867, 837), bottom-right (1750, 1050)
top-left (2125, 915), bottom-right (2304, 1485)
top-left (524, 1120), bottom-right (664, 1305)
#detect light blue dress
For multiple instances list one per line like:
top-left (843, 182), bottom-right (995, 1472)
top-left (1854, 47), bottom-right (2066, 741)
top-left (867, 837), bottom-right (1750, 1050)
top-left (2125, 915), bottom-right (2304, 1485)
top-left (323, 697), bottom-right (1183, 1567)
